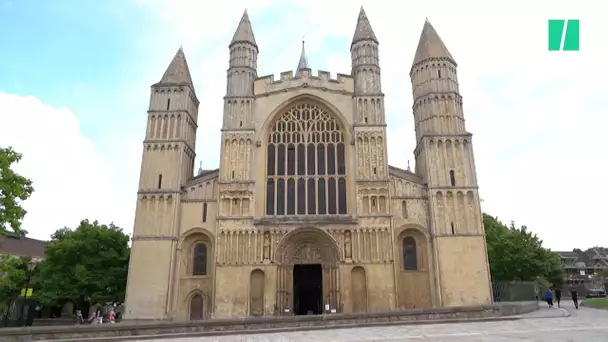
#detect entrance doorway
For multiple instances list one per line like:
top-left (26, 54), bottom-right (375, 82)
top-left (293, 264), bottom-right (323, 315)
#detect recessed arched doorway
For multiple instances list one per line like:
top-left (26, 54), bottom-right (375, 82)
top-left (274, 227), bottom-right (341, 315)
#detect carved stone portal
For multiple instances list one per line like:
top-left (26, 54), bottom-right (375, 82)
top-left (273, 227), bottom-right (341, 314)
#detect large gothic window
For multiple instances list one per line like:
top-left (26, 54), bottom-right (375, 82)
top-left (266, 102), bottom-right (347, 216)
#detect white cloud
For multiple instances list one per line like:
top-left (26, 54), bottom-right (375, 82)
top-left (0, 93), bottom-right (138, 240)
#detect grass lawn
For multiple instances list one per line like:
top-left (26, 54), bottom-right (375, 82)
top-left (582, 298), bottom-right (608, 309)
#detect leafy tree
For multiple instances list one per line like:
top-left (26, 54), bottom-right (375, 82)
top-left (0, 256), bottom-right (28, 301)
top-left (35, 220), bottom-right (130, 307)
top-left (484, 213), bottom-right (564, 288)
top-left (0, 147), bottom-right (34, 236)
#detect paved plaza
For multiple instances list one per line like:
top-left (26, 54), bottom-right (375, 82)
top-left (137, 301), bottom-right (608, 341)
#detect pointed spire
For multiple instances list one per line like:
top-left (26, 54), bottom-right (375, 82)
top-left (412, 19), bottom-right (455, 67)
top-left (230, 9), bottom-right (257, 48)
top-left (351, 7), bottom-right (378, 46)
top-left (197, 161), bottom-right (203, 176)
top-left (407, 160), bottom-right (412, 172)
top-left (296, 39), bottom-right (310, 73)
top-left (157, 47), bottom-right (194, 88)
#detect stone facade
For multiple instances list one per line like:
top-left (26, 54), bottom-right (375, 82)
top-left (123, 8), bottom-right (493, 321)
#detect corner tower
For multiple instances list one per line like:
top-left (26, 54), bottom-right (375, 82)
top-left (124, 48), bottom-right (199, 320)
top-left (410, 20), bottom-right (492, 307)
top-left (351, 7), bottom-right (390, 206)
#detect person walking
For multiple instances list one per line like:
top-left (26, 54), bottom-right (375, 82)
top-left (545, 288), bottom-right (554, 308)
top-left (570, 289), bottom-right (579, 309)
top-left (555, 288), bottom-right (562, 308)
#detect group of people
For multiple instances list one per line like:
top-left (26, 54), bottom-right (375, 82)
top-left (545, 288), bottom-right (579, 309)
top-left (75, 308), bottom-right (116, 324)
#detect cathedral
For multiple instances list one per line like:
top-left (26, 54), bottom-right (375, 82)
top-left (123, 7), bottom-right (493, 320)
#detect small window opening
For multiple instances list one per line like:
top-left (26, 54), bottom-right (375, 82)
top-left (202, 203), bottom-right (208, 222)
top-left (233, 198), bottom-right (238, 206)
top-left (166, 98), bottom-right (171, 110)
top-left (239, 121), bottom-right (243, 127)
top-left (438, 69), bottom-right (442, 78)
top-left (157, 174), bottom-right (163, 189)
top-left (371, 197), bottom-right (377, 207)
top-left (449, 170), bottom-right (456, 186)
top-left (231, 170), bottom-right (235, 179)
top-left (451, 222), bottom-right (455, 235)
top-left (401, 201), bottom-right (408, 218)
top-left (373, 167), bottom-right (377, 175)
top-left (364, 117), bottom-right (368, 123)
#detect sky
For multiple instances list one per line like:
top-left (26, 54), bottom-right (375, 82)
top-left (0, 0), bottom-right (606, 251)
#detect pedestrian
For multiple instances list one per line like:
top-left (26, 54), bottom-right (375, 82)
top-left (545, 288), bottom-right (553, 308)
top-left (108, 309), bottom-right (116, 324)
top-left (570, 289), bottom-right (579, 309)
top-left (555, 288), bottom-right (562, 308)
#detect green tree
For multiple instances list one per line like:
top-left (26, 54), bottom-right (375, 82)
top-left (0, 147), bottom-right (34, 236)
top-left (0, 256), bottom-right (28, 301)
top-left (484, 213), bottom-right (564, 288)
top-left (36, 220), bottom-right (130, 307)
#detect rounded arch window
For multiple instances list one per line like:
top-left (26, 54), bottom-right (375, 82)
top-left (266, 101), bottom-right (347, 216)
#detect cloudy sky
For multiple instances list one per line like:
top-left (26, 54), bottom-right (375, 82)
top-left (0, 0), bottom-right (605, 251)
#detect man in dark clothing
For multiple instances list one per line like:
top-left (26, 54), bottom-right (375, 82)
top-left (555, 288), bottom-right (562, 308)
top-left (570, 289), bottom-right (579, 309)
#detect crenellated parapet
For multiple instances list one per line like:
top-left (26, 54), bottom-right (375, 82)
top-left (254, 69), bottom-right (353, 96)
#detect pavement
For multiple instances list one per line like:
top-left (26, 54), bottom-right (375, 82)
top-left (134, 300), bottom-right (608, 341)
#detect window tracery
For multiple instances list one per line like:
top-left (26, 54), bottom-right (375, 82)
top-left (266, 102), bottom-right (347, 216)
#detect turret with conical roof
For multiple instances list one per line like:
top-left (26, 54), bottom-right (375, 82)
top-left (351, 7), bottom-right (389, 182)
top-left (219, 9), bottom-right (258, 183)
top-left (351, 7), bottom-right (384, 125)
top-left (227, 10), bottom-right (258, 98)
top-left (410, 19), bottom-right (463, 144)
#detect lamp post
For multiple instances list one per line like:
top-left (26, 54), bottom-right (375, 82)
top-left (20, 258), bottom-right (38, 327)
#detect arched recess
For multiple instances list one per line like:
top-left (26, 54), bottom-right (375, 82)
top-left (351, 266), bottom-right (367, 313)
top-left (249, 269), bottom-right (265, 316)
top-left (395, 226), bottom-right (432, 309)
top-left (263, 97), bottom-right (351, 217)
top-left (179, 228), bottom-right (214, 277)
top-left (274, 227), bottom-right (341, 314)
top-left (187, 290), bottom-right (209, 320)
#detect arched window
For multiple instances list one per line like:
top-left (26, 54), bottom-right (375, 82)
top-left (266, 102), bottom-right (347, 216)
top-left (192, 243), bottom-right (207, 276)
top-left (449, 170), bottom-right (456, 186)
top-left (401, 201), bottom-right (408, 218)
top-left (403, 236), bottom-right (418, 271)
top-left (189, 294), bottom-right (204, 320)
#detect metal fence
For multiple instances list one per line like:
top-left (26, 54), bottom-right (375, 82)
top-left (492, 281), bottom-right (537, 302)
top-left (0, 298), bottom-right (36, 327)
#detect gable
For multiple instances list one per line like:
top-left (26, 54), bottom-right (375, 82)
top-left (183, 169), bottom-right (219, 202)
top-left (389, 165), bottom-right (426, 199)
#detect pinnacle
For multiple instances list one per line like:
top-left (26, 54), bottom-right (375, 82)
top-left (296, 40), bottom-right (310, 73)
top-left (351, 6), bottom-right (378, 46)
top-left (230, 9), bottom-right (257, 48)
top-left (158, 47), bottom-right (194, 88)
top-left (412, 19), bottom-right (455, 67)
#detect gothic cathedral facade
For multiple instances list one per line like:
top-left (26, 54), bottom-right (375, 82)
top-left (123, 8), bottom-right (493, 320)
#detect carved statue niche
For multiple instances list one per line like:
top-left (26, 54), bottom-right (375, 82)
top-left (344, 230), bottom-right (353, 259)
top-left (262, 231), bottom-right (271, 261)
